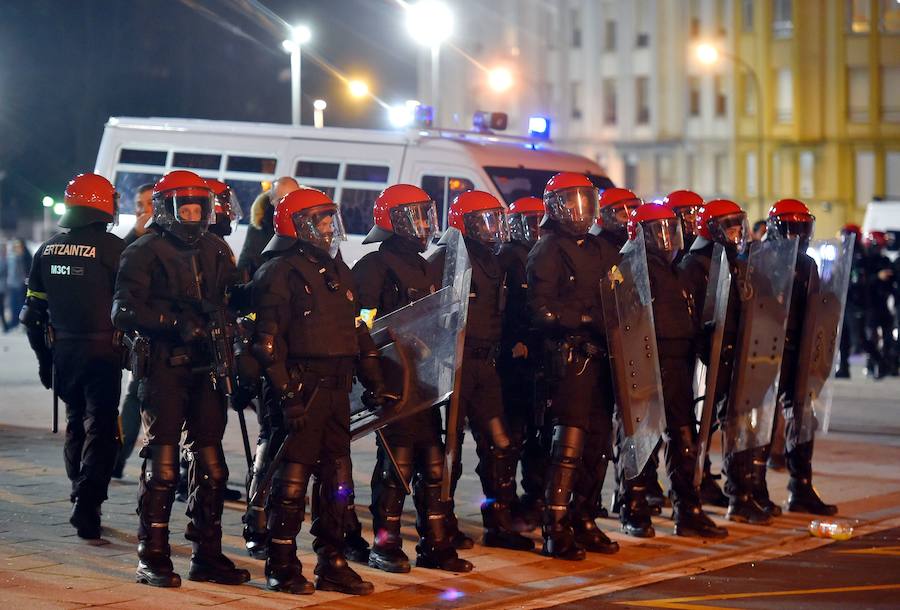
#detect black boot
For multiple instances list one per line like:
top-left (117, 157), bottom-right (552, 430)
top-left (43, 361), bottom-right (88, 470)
top-left (619, 480), bottom-right (655, 538)
top-left (541, 426), bottom-right (586, 561)
top-left (135, 445), bottom-right (181, 588)
top-left (571, 438), bottom-right (618, 553)
top-left (699, 455), bottom-right (729, 508)
top-left (265, 462), bottom-right (315, 595)
top-left (185, 446), bottom-right (250, 585)
top-left (368, 445), bottom-right (412, 573)
top-left (174, 451), bottom-right (189, 503)
top-left (342, 511), bottom-right (371, 565)
top-left (571, 494), bottom-right (619, 553)
top-left (667, 427), bottom-right (728, 539)
top-left (314, 549), bottom-right (374, 596)
top-left (724, 449), bottom-right (772, 525)
top-left (243, 437), bottom-right (273, 560)
top-left (513, 493), bottom-right (544, 533)
top-left (751, 446), bottom-right (781, 516)
top-left (476, 419), bottom-right (535, 551)
top-left (414, 473), bottom-right (473, 573)
top-left (786, 442), bottom-right (837, 516)
top-left (70, 499), bottom-right (102, 539)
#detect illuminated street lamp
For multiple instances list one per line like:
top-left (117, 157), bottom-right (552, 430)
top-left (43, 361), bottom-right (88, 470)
top-left (282, 24), bottom-right (312, 126)
top-left (313, 99), bottom-right (327, 129)
top-left (695, 41), bottom-right (764, 217)
top-left (405, 1), bottom-right (454, 124)
top-left (348, 79), bottom-right (369, 99)
top-left (487, 67), bottom-right (513, 93)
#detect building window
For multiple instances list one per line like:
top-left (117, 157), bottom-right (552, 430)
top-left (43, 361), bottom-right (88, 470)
top-left (636, 76), bottom-right (650, 124)
top-left (848, 66), bottom-right (870, 123)
top-left (714, 0), bottom-right (726, 36)
top-left (847, 0), bottom-right (871, 33)
top-left (773, 0), bottom-right (794, 38)
top-left (854, 150), bottom-right (875, 206)
top-left (686, 152), bottom-right (696, 188)
top-left (688, 76), bottom-right (701, 117)
top-left (743, 72), bottom-right (758, 116)
top-left (656, 154), bottom-right (674, 194)
top-left (690, 17), bottom-right (702, 38)
top-left (571, 82), bottom-right (583, 120)
top-left (742, 0), bottom-right (755, 32)
top-left (635, 0), bottom-right (650, 46)
top-left (571, 8), bottom-right (582, 48)
top-left (745, 151), bottom-right (758, 197)
top-left (714, 74), bottom-right (727, 117)
top-left (605, 20), bottom-right (616, 52)
top-left (603, 79), bottom-right (617, 125)
top-left (776, 68), bottom-right (793, 123)
top-left (882, 67), bottom-right (900, 122)
top-left (689, 0), bottom-right (701, 37)
top-left (886, 152), bottom-right (900, 197)
top-left (881, 0), bottom-right (900, 32)
top-left (714, 153), bottom-right (730, 194)
top-left (799, 151), bottom-right (815, 198)
top-left (636, 32), bottom-right (650, 47)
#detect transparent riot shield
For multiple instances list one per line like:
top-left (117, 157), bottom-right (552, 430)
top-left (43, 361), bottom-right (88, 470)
top-left (724, 238), bottom-right (798, 454)
top-left (789, 234), bottom-right (854, 449)
top-left (601, 228), bottom-right (666, 480)
top-left (349, 228), bottom-right (471, 441)
top-left (693, 245), bottom-right (732, 488)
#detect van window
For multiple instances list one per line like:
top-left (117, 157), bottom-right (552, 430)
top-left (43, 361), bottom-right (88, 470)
top-left (484, 166), bottom-right (614, 204)
top-left (421, 175), bottom-right (475, 228)
top-left (227, 155), bottom-right (277, 174)
top-left (345, 164), bottom-right (390, 183)
top-left (113, 171), bottom-right (163, 213)
top-left (172, 152), bottom-right (221, 170)
top-left (295, 161), bottom-right (340, 180)
top-left (119, 149), bottom-right (166, 166)
top-left (224, 179), bottom-right (267, 223)
top-left (339, 188), bottom-right (380, 235)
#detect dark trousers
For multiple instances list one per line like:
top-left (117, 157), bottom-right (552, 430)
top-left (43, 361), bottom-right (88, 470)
top-left (115, 375), bottom-right (142, 474)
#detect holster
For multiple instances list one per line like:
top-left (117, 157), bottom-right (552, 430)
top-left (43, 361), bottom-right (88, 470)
top-left (125, 334), bottom-right (151, 380)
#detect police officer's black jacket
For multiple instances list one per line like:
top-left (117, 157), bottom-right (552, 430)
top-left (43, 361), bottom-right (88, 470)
top-left (645, 250), bottom-right (700, 356)
top-left (860, 251), bottom-right (894, 315)
top-left (28, 223), bottom-right (125, 337)
top-left (353, 235), bottom-right (438, 316)
top-left (786, 251), bottom-right (817, 344)
top-left (679, 239), bottom-right (743, 346)
top-left (112, 228), bottom-right (238, 357)
top-left (526, 224), bottom-right (606, 343)
top-left (590, 229), bottom-right (626, 271)
top-left (498, 240), bottom-right (531, 351)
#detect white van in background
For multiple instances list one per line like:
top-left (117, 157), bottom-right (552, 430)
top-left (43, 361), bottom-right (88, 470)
top-left (94, 116), bottom-right (613, 263)
top-left (862, 199), bottom-right (900, 260)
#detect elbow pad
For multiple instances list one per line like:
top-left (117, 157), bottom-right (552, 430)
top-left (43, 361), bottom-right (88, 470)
top-left (19, 298), bottom-right (48, 329)
top-left (250, 332), bottom-right (277, 366)
top-left (111, 301), bottom-right (139, 332)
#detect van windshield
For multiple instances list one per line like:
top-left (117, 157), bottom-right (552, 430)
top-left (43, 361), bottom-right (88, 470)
top-left (484, 166), bottom-right (615, 205)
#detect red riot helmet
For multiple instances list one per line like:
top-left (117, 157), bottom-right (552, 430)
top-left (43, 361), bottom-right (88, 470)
top-left (448, 190), bottom-right (509, 245)
top-left (697, 199), bottom-right (750, 253)
top-left (662, 189), bottom-right (704, 242)
top-left (507, 196), bottom-right (544, 245)
top-left (767, 198), bottom-right (815, 249)
top-left (863, 230), bottom-right (888, 250)
top-left (597, 187), bottom-right (642, 237)
top-left (204, 179), bottom-right (242, 237)
top-left (627, 202), bottom-right (685, 262)
top-left (60, 173), bottom-right (119, 229)
top-left (542, 172), bottom-right (599, 236)
top-left (151, 171), bottom-right (215, 246)
top-left (268, 187), bottom-right (347, 258)
top-left (840, 223), bottom-right (862, 242)
top-left (363, 184), bottom-right (439, 251)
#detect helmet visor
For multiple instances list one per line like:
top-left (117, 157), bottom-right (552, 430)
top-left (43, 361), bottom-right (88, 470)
top-left (674, 206), bottom-right (698, 238)
top-left (463, 208), bottom-right (510, 244)
top-left (292, 204), bottom-right (347, 259)
top-left (547, 186), bottom-right (599, 234)
top-left (644, 218), bottom-right (684, 253)
top-left (509, 211), bottom-right (542, 243)
top-left (388, 200), bottom-right (438, 244)
top-left (599, 197), bottom-right (641, 232)
top-left (771, 212), bottom-right (815, 242)
top-left (709, 212), bottom-right (750, 254)
top-left (214, 188), bottom-right (243, 223)
top-left (170, 191), bottom-right (214, 230)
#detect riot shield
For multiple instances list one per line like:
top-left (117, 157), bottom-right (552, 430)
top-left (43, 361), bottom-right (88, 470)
top-left (601, 228), bottom-right (666, 481)
top-left (693, 244), bottom-right (731, 488)
top-left (724, 238), bottom-right (798, 454)
top-left (789, 234), bottom-right (854, 449)
top-left (349, 228), bottom-right (471, 442)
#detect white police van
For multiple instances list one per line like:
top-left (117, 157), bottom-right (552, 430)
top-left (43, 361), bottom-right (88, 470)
top-left (94, 116), bottom-right (612, 262)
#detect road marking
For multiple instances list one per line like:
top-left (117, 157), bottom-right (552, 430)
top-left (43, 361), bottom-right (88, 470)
top-left (616, 583), bottom-right (900, 609)
top-left (835, 545), bottom-right (900, 557)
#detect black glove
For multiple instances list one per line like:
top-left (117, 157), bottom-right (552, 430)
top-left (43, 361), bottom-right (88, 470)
top-left (231, 383), bottom-right (256, 411)
top-left (38, 353), bottom-right (52, 390)
top-left (280, 383), bottom-right (309, 433)
top-left (361, 390), bottom-right (401, 411)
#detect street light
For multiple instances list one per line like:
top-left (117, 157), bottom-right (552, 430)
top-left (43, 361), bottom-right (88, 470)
top-left (348, 79), bottom-right (369, 99)
top-left (388, 103), bottom-right (415, 128)
top-left (405, 1), bottom-right (454, 125)
top-left (42, 196), bottom-right (54, 208)
top-left (313, 99), bottom-right (327, 129)
top-left (695, 42), bottom-right (764, 217)
top-left (282, 24), bottom-right (312, 126)
top-left (487, 67), bottom-right (513, 93)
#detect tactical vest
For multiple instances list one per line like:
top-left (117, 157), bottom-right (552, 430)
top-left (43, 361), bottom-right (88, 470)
top-left (465, 241), bottom-right (506, 344)
top-left (647, 254), bottom-right (697, 343)
top-left (552, 234), bottom-right (605, 328)
top-left (280, 251), bottom-right (360, 358)
top-left (499, 242), bottom-right (530, 342)
top-left (375, 246), bottom-right (437, 316)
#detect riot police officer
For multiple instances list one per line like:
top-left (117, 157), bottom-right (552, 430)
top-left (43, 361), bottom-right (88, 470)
top-left (21, 173), bottom-right (125, 539)
top-left (430, 190), bottom-right (535, 553)
top-left (497, 196), bottom-right (545, 531)
top-left (206, 179), bottom-right (240, 240)
top-left (354, 184), bottom-right (473, 573)
top-left (662, 190), bottom-right (703, 252)
top-left (249, 187), bottom-right (387, 595)
top-left (527, 173), bottom-right (620, 559)
top-left (860, 231), bottom-right (896, 378)
top-left (112, 170), bottom-right (250, 588)
top-left (680, 200), bottom-right (772, 525)
top-left (627, 203), bottom-right (727, 539)
top-left (836, 224), bottom-right (864, 378)
top-left (766, 200), bottom-right (838, 516)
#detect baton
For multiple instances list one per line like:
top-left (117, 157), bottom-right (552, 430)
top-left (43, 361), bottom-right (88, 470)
top-left (376, 430), bottom-right (412, 495)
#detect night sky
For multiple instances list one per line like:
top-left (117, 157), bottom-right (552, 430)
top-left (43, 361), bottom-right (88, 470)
top-left (0, 0), bottom-right (421, 230)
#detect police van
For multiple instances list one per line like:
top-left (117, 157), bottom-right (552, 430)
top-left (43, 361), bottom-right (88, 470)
top-left (94, 115), bottom-right (613, 262)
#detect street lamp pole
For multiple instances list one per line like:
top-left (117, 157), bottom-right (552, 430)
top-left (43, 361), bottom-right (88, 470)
top-left (406, 1), bottom-right (454, 127)
top-left (431, 44), bottom-right (440, 122)
top-left (283, 25), bottom-right (311, 127)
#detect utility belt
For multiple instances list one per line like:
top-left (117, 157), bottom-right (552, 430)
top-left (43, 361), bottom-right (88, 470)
top-left (287, 356), bottom-right (355, 391)
top-left (53, 330), bottom-right (117, 342)
top-left (544, 334), bottom-right (606, 381)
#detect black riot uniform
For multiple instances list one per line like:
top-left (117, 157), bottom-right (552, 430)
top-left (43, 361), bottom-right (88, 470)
top-left (860, 244), bottom-right (896, 378)
top-left (429, 235), bottom-right (535, 553)
top-left (22, 220), bottom-right (124, 539)
top-left (112, 171), bottom-right (250, 589)
top-left (354, 235), bottom-right (472, 573)
top-left (527, 222), bottom-right (620, 559)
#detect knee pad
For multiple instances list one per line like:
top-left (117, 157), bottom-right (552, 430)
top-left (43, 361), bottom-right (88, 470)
top-left (142, 444), bottom-right (179, 491)
top-left (191, 445), bottom-right (229, 490)
top-left (379, 445), bottom-right (414, 489)
top-left (274, 462), bottom-right (311, 503)
top-left (485, 416), bottom-right (512, 452)
top-left (419, 445), bottom-right (445, 485)
top-left (550, 425), bottom-right (585, 465)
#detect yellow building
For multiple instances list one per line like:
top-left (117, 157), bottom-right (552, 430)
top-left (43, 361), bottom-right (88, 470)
top-left (732, 0), bottom-right (900, 235)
